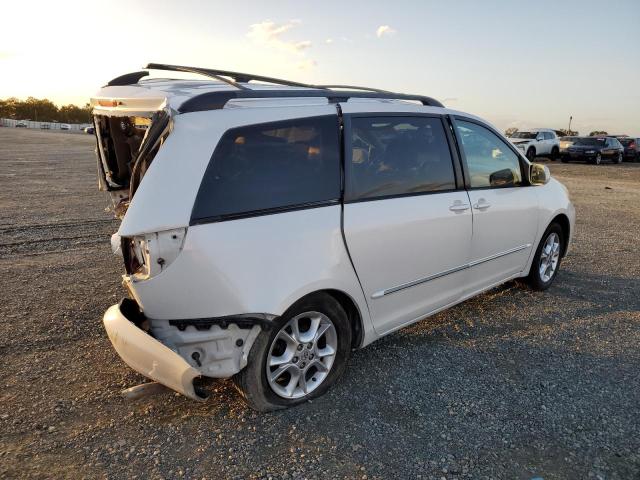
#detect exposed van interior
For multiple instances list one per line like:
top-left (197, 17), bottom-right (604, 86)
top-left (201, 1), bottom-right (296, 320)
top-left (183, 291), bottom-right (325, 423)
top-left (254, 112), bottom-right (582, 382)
top-left (94, 111), bottom-right (170, 217)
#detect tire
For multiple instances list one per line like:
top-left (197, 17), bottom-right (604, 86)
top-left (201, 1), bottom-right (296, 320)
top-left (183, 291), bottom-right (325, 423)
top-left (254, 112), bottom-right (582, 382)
top-left (526, 147), bottom-right (536, 161)
top-left (615, 152), bottom-right (622, 164)
top-left (594, 153), bottom-right (602, 165)
top-left (561, 156), bottom-right (569, 163)
top-left (550, 146), bottom-right (559, 161)
top-left (233, 293), bottom-right (351, 412)
top-left (526, 223), bottom-right (564, 291)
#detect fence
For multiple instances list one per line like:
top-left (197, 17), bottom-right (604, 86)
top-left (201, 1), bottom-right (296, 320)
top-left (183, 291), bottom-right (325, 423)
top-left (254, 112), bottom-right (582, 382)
top-left (0, 118), bottom-right (91, 131)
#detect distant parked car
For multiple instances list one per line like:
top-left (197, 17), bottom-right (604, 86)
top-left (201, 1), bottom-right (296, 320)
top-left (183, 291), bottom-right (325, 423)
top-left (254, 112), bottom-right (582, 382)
top-left (60, 124), bottom-right (71, 130)
top-left (619, 137), bottom-right (639, 162)
top-left (508, 129), bottom-right (560, 161)
top-left (559, 136), bottom-right (578, 154)
top-left (84, 126), bottom-right (95, 134)
top-left (40, 123), bottom-right (50, 130)
top-left (562, 136), bottom-right (624, 164)
top-left (15, 121), bottom-right (27, 128)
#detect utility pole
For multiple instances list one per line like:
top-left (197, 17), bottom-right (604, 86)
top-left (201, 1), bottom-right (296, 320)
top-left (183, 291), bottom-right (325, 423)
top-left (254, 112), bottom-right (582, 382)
top-left (568, 116), bottom-right (572, 134)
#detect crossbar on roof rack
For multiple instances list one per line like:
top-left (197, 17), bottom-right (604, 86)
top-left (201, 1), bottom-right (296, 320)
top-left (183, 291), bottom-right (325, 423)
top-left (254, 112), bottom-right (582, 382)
top-left (178, 89), bottom-right (444, 113)
top-left (146, 64), bottom-right (396, 95)
top-left (145, 63), bottom-right (248, 90)
top-left (146, 63), bottom-right (311, 89)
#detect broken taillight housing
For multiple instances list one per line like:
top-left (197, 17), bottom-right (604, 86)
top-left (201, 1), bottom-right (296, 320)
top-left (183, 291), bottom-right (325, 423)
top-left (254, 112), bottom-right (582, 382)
top-left (122, 228), bottom-right (187, 280)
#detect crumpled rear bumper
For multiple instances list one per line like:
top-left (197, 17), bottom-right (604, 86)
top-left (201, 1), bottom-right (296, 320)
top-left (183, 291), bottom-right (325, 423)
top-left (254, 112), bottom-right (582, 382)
top-left (103, 301), bottom-right (206, 401)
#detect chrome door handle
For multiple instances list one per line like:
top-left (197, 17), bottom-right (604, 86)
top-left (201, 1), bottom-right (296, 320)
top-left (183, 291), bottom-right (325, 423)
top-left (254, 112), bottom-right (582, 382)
top-left (473, 201), bottom-right (491, 210)
top-left (449, 203), bottom-right (470, 212)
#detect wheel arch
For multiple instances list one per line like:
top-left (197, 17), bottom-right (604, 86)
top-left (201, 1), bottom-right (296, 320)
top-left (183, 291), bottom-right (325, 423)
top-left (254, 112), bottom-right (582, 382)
top-left (284, 289), bottom-right (365, 349)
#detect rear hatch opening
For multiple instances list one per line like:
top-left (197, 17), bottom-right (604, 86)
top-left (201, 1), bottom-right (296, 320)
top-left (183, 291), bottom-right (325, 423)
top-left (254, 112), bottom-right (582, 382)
top-left (91, 99), bottom-right (172, 218)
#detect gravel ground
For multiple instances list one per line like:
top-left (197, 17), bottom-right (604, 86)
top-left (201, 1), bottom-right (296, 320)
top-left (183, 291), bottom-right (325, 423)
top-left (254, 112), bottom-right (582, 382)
top-left (1, 128), bottom-right (639, 480)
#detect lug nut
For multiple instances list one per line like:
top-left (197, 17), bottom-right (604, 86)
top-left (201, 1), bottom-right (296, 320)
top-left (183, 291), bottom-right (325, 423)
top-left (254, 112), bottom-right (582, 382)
top-left (297, 344), bottom-right (303, 351)
top-left (292, 356), bottom-right (299, 363)
top-left (300, 362), bottom-right (306, 368)
top-left (309, 354), bottom-right (314, 359)
top-left (307, 343), bottom-right (313, 349)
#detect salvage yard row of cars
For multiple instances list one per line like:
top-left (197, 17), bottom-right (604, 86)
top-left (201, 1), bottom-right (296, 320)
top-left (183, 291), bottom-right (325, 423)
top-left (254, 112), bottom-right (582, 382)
top-left (507, 128), bottom-right (638, 164)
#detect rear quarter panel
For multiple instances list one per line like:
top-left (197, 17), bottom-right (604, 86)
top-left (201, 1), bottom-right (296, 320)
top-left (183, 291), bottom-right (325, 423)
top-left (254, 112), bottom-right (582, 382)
top-left (129, 206), bottom-right (376, 346)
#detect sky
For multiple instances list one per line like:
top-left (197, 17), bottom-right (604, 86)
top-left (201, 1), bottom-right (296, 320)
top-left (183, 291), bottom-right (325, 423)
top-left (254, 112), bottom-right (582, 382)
top-left (1, 0), bottom-right (638, 135)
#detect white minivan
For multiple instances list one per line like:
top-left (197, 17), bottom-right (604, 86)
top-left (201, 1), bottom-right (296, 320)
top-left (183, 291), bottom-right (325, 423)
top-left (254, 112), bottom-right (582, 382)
top-left (93, 64), bottom-right (575, 411)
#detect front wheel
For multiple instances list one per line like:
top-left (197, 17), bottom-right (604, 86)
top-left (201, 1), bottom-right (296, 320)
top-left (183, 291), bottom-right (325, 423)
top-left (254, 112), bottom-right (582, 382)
top-left (615, 152), bottom-right (623, 164)
top-left (526, 223), bottom-right (564, 291)
top-left (233, 293), bottom-right (351, 411)
top-left (594, 153), bottom-right (602, 165)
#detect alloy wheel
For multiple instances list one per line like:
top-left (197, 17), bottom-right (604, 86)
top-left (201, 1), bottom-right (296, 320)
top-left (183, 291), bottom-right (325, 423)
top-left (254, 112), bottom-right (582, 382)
top-left (539, 232), bottom-right (561, 283)
top-left (266, 311), bottom-right (337, 399)
top-left (595, 153), bottom-right (602, 165)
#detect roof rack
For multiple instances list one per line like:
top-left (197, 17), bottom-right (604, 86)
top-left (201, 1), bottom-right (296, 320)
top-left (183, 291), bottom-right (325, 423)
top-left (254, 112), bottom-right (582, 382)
top-left (146, 63), bottom-right (397, 95)
top-left (105, 63), bottom-right (444, 109)
top-left (146, 63), bottom-right (312, 88)
top-left (179, 89), bottom-right (444, 113)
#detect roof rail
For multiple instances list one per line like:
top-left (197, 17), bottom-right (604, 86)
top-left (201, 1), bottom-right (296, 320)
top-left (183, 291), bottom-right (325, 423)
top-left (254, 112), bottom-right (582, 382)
top-left (106, 71), bottom-right (149, 86)
top-left (146, 64), bottom-right (397, 95)
top-left (145, 63), bottom-right (249, 90)
top-left (105, 63), bottom-right (444, 109)
top-left (179, 89), bottom-right (444, 113)
top-left (145, 63), bottom-right (312, 88)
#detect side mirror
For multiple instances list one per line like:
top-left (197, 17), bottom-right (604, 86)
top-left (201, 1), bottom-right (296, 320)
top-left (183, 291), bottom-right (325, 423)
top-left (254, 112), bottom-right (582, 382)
top-left (489, 168), bottom-right (516, 187)
top-left (529, 163), bottom-right (550, 185)
top-left (536, 134), bottom-right (544, 141)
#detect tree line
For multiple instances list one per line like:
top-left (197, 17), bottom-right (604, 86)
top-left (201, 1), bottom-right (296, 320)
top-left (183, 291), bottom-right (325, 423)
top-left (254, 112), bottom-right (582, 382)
top-left (0, 97), bottom-right (92, 124)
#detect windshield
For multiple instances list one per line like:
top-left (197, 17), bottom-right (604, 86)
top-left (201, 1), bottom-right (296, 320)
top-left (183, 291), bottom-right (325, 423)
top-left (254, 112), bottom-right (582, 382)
top-left (511, 132), bottom-right (537, 139)
top-left (560, 137), bottom-right (576, 141)
top-left (574, 137), bottom-right (606, 146)
top-left (619, 138), bottom-right (634, 146)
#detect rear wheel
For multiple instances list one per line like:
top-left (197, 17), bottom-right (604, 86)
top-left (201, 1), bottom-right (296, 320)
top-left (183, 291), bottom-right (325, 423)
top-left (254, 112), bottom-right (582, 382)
top-left (561, 156), bottom-right (569, 163)
top-left (526, 147), bottom-right (536, 161)
top-left (615, 152), bottom-right (623, 164)
top-left (550, 146), bottom-right (559, 161)
top-left (594, 153), bottom-right (602, 165)
top-left (526, 223), bottom-right (564, 291)
top-left (233, 293), bottom-right (351, 411)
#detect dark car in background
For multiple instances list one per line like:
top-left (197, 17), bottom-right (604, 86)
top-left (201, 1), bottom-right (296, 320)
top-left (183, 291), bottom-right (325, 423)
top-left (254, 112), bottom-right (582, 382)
top-left (619, 137), bottom-right (639, 162)
top-left (562, 137), bottom-right (624, 164)
top-left (559, 136), bottom-right (578, 154)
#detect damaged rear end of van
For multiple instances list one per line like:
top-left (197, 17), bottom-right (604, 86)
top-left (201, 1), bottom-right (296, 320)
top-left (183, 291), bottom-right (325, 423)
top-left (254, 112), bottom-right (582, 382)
top-left (91, 76), bottom-right (269, 401)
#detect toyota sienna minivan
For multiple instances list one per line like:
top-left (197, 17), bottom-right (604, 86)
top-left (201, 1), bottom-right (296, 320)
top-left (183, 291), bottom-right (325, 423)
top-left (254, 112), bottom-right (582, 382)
top-left (93, 64), bottom-right (575, 411)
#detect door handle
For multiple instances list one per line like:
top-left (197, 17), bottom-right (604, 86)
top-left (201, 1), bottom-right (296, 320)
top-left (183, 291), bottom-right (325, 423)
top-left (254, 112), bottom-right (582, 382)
top-left (449, 203), bottom-right (470, 212)
top-left (473, 200), bottom-right (491, 210)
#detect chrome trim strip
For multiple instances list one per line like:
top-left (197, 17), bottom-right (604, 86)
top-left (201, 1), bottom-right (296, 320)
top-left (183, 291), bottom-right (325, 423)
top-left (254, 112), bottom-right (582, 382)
top-left (371, 243), bottom-right (532, 299)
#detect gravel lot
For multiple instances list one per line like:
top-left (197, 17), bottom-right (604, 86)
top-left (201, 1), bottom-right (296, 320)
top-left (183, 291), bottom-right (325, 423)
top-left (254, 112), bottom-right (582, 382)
top-left (1, 128), bottom-right (639, 480)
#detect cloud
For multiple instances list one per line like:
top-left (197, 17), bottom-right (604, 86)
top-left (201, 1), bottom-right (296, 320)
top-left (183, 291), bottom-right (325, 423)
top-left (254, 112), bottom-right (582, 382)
top-left (296, 59), bottom-right (317, 70)
top-left (376, 25), bottom-right (397, 38)
top-left (247, 20), bottom-right (312, 53)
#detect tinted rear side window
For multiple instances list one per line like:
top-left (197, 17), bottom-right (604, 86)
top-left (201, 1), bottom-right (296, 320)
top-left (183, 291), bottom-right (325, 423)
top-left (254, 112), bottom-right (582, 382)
top-left (346, 116), bottom-right (456, 201)
top-left (191, 115), bottom-right (340, 222)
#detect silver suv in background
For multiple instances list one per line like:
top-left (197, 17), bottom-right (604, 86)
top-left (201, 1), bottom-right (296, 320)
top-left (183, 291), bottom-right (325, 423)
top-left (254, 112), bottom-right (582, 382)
top-left (508, 128), bottom-right (560, 161)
